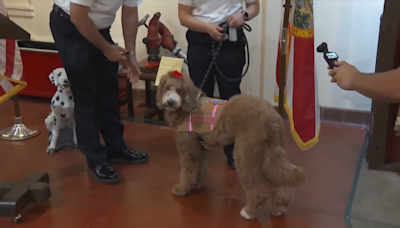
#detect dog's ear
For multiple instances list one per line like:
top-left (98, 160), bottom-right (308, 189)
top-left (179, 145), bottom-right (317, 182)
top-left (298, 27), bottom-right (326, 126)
top-left (181, 76), bottom-right (201, 112)
top-left (49, 70), bottom-right (57, 86)
top-left (156, 74), bottom-right (167, 110)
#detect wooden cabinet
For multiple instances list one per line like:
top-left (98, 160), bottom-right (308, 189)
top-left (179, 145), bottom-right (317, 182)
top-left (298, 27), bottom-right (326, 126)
top-left (367, 0), bottom-right (400, 172)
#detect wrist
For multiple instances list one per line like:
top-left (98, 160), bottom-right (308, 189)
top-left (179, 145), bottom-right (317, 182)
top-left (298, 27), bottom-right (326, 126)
top-left (128, 51), bottom-right (136, 58)
top-left (101, 43), bottom-right (113, 54)
top-left (204, 23), bottom-right (213, 34)
top-left (350, 72), bottom-right (363, 90)
top-left (240, 11), bottom-right (249, 21)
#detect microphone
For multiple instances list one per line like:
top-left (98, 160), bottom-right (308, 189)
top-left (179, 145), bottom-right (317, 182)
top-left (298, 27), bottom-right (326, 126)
top-left (316, 42), bottom-right (339, 68)
top-left (316, 42), bottom-right (328, 53)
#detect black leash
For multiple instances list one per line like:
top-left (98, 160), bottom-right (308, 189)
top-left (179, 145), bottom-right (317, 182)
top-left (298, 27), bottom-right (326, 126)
top-left (199, 23), bottom-right (252, 90)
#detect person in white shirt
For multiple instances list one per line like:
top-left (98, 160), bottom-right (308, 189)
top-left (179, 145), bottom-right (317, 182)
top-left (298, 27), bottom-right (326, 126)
top-left (50, 0), bottom-right (148, 184)
top-left (178, 0), bottom-right (260, 169)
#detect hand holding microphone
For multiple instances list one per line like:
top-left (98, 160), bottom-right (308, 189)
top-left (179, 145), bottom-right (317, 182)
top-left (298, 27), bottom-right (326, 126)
top-left (327, 61), bottom-right (360, 91)
top-left (317, 42), bottom-right (360, 90)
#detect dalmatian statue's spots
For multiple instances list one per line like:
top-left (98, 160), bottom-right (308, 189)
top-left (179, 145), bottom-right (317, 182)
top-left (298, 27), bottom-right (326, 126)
top-left (44, 68), bottom-right (77, 153)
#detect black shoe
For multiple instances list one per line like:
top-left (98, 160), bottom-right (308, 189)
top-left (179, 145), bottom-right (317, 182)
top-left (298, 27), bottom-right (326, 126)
top-left (108, 147), bottom-right (149, 164)
top-left (228, 158), bottom-right (235, 169)
top-left (87, 162), bottom-right (119, 184)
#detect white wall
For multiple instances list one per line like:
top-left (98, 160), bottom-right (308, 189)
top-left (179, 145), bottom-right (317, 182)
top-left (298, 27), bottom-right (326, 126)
top-left (263, 0), bottom-right (384, 111)
top-left (6, 0), bottom-right (384, 111)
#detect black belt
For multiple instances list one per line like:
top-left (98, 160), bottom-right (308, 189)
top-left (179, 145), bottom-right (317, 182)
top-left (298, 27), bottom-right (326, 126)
top-left (53, 4), bottom-right (70, 20)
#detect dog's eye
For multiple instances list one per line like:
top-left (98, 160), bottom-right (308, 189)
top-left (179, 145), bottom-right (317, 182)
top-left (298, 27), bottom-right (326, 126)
top-left (176, 88), bottom-right (181, 93)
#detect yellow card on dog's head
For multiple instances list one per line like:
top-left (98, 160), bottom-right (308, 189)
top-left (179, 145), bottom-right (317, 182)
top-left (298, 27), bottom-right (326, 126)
top-left (155, 56), bottom-right (184, 86)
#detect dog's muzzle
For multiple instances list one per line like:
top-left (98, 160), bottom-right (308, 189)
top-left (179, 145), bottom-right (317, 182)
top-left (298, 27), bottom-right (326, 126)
top-left (162, 90), bottom-right (182, 111)
top-left (60, 81), bottom-right (70, 91)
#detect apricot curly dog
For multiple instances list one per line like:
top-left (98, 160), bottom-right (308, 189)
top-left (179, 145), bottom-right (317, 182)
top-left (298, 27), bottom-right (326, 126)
top-left (156, 71), bottom-right (306, 220)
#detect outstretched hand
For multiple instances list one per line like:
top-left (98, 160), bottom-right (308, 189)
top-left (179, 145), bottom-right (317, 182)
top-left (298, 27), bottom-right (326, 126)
top-left (327, 61), bottom-right (360, 91)
top-left (125, 53), bottom-right (141, 84)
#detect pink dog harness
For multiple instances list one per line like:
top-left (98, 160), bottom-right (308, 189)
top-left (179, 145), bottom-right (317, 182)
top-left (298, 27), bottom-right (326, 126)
top-left (176, 95), bottom-right (227, 133)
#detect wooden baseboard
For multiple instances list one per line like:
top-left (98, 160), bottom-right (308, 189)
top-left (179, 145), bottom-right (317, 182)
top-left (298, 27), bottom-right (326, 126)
top-left (132, 88), bottom-right (371, 126)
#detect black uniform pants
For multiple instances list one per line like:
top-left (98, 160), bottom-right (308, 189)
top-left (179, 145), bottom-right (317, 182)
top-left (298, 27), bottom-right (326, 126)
top-left (186, 29), bottom-right (246, 160)
top-left (49, 7), bottom-right (126, 165)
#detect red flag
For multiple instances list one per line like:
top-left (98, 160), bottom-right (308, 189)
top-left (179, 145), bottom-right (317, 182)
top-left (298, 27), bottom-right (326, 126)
top-left (274, 0), bottom-right (320, 150)
top-left (0, 0), bottom-right (26, 105)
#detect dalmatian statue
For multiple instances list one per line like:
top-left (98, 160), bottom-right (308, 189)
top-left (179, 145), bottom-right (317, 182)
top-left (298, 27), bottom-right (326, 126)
top-left (45, 68), bottom-right (77, 153)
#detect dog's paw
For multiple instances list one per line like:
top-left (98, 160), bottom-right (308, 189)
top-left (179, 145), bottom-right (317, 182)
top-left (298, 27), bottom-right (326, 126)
top-left (46, 146), bottom-right (55, 154)
top-left (199, 142), bottom-right (211, 151)
top-left (270, 206), bottom-right (287, 217)
top-left (240, 207), bottom-right (255, 220)
top-left (172, 184), bottom-right (189, 196)
top-left (193, 182), bottom-right (206, 190)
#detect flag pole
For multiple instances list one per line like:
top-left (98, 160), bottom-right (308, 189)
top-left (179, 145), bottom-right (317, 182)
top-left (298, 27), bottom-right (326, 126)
top-left (278, 0), bottom-right (292, 116)
top-left (0, 4), bottom-right (39, 141)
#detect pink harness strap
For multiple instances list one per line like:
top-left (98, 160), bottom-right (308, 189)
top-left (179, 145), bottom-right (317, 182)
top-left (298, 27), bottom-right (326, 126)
top-left (191, 115), bottom-right (214, 123)
top-left (210, 104), bottom-right (219, 131)
top-left (188, 104), bottom-right (220, 132)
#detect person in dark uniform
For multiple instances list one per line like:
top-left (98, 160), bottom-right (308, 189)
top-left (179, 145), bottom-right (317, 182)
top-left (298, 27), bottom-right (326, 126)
top-left (178, 0), bottom-right (260, 169)
top-left (50, 0), bottom-right (148, 184)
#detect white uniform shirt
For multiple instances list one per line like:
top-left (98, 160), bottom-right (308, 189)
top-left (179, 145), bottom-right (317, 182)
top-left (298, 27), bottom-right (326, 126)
top-left (178, 0), bottom-right (256, 25)
top-left (54, 0), bottom-right (142, 29)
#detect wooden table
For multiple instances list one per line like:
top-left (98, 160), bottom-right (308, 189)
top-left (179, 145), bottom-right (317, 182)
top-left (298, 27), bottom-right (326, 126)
top-left (118, 59), bottom-right (163, 121)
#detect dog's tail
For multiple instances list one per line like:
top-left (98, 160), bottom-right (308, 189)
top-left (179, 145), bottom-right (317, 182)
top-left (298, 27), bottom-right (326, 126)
top-left (262, 120), bottom-right (306, 187)
top-left (44, 112), bottom-right (54, 132)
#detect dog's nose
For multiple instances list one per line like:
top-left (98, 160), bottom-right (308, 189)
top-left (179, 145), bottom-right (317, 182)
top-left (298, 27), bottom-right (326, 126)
top-left (167, 99), bottom-right (175, 106)
top-left (63, 80), bottom-right (68, 84)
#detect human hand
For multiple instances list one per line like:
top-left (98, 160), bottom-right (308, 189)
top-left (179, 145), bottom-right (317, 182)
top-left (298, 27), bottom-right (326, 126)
top-left (327, 61), bottom-right (360, 90)
top-left (206, 24), bottom-right (228, 42)
top-left (103, 44), bottom-right (128, 62)
top-left (125, 53), bottom-right (141, 84)
top-left (228, 13), bottom-right (245, 28)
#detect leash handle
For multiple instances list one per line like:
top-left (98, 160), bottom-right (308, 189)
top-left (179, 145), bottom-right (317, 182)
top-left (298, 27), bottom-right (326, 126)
top-left (199, 21), bottom-right (251, 90)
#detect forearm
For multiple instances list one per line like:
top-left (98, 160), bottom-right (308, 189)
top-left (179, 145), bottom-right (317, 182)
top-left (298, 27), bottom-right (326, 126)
top-left (70, 4), bottom-right (110, 53)
top-left (351, 68), bottom-right (400, 102)
top-left (122, 6), bottom-right (138, 53)
top-left (245, 1), bottom-right (260, 21)
top-left (179, 15), bottom-right (210, 33)
top-left (178, 5), bottom-right (210, 33)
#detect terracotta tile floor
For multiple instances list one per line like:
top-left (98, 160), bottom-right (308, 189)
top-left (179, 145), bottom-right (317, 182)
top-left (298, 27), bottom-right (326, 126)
top-left (0, 97), bottom-right (366, 228)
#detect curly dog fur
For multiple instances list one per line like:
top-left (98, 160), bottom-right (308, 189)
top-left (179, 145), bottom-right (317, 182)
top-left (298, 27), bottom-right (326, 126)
top-left (156, 72), bottom-right (306, 220)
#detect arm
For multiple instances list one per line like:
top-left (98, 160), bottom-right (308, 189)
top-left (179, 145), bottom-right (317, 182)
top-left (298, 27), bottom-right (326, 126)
top-left (69, 2), bottom-right (111, 53)
top-left (351, 68), bottom-right (400, 102)
top-left (121, 5), bottom-right (139, 55)
top-left (178, 3), bottom-right (210, 33)
top-left (244, 0), bottom-right (260, 21)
